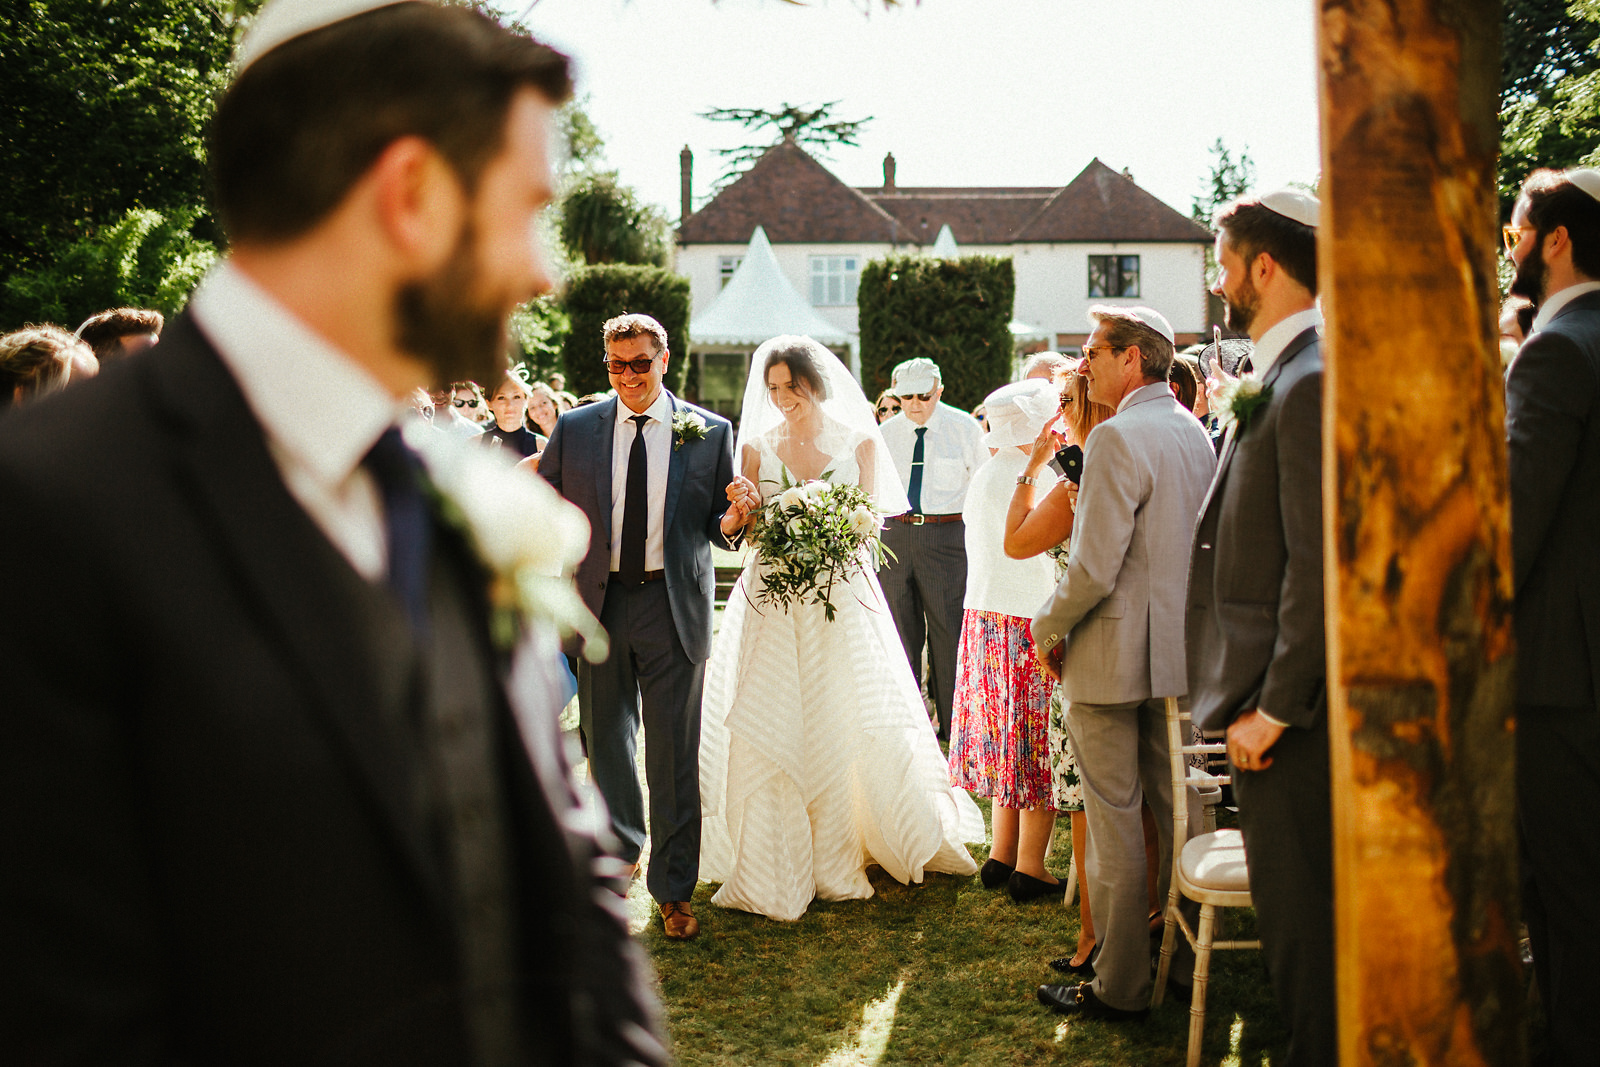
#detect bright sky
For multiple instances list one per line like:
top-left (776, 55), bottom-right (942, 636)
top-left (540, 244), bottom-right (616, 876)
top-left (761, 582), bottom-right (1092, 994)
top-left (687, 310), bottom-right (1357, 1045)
top-left (508, 0), bottom-right (1323, 224)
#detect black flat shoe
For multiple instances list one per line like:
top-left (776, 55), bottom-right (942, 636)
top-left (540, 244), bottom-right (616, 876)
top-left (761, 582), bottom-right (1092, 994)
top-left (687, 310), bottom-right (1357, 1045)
top-left (1007, 870), bottom-right (1065, 903)
top-left (979, 859), bottom-right (1014, 889)
top-left (1048, 945), bottom-right (1098, 976)
top-left (1037, 983), bottom-right (1148, 1022)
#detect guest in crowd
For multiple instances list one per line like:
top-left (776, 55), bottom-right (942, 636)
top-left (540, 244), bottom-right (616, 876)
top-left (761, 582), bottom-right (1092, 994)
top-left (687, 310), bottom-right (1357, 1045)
top-left (546, 371), bottom-right (566, 393)
top-left (74, 306), bottom-right (163, 363)
top-left (1168, 354), bottom-right (1199, 412)
top-left (0, 1), bottom-right (666, 1062)
top-left (478, 368), bottom-right (544, 457)
top-left (1188, 189), bottom-right (1331, 1067)
top-left (1021, 350), bottom-right (1075, 388)
top-left (1500, 295), bottom-right (1536, 366)
top-left (1504, 166), bottom-right (1600, 1067)
top-left (1030, 305), bottom-right (1215, 1022)
top-left (949, 379), bottom-right (1066, 904)
top-left (879, 357), bottom-right (988, 741)
top-left (526, 379), bottom-right (562, 439)
top-left (1003, 364), bottom-right (1114, 971)
top-left (971, 403), bottom-right (987, 432)
top-left (430, 381), bottom-right (483, 438)
top-left (874, 388), bottom-right (900, 422)
top-left (0, 324), bottom-right (97, 410)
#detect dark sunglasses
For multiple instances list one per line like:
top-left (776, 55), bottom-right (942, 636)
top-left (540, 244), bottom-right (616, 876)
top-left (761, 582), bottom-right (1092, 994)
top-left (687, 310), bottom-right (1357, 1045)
top-left (603, 356), bottom-right (657, 375)
top-left (876, 405), bottom-right (899, 416)
top-left (452, 398), bottom-right (480, 408)
top-left (897, 392), bottom-right (934, 402)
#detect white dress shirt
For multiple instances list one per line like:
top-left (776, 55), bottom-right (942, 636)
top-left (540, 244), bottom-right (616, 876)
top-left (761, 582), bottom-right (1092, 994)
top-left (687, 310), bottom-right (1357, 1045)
top-left (189, 260), bottom-right (405, 582)
top-left (879, 403), bottom-right (987, 515)
top-left (608, 388), bottom-right (673, 572)
top-left (1246, 307), bottom-right (1324, 379)
top-left (1531, 281), bottom-right (1600, 334)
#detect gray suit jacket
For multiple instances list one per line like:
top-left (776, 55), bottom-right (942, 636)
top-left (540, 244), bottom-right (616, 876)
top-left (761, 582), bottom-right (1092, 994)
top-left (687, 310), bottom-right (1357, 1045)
top-left (1034, 382), bottom-right (1217, 705)
top-left (539, 393), bottom-right (735, 665)
top-left (1186, 329), bottom-right (1325, 733)
top-left (1507, 290), bottom-right (1600, 708)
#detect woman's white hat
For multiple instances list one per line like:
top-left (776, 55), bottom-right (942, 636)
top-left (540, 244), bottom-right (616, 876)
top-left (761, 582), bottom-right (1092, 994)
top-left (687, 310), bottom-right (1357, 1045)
top-left (982, 379), bottom-right (1060, 449)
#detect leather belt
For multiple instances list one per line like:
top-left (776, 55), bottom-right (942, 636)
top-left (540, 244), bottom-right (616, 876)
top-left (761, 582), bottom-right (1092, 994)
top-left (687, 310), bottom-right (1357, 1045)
top-left (610, 570), bottom-right (665, 585)
top-left (891, 513), bottom-right (962, 526)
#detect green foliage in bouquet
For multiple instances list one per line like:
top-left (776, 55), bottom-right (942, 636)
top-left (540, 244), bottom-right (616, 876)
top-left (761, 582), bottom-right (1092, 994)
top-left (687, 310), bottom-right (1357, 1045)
top-left (748, 471), bottom-right (894, 623)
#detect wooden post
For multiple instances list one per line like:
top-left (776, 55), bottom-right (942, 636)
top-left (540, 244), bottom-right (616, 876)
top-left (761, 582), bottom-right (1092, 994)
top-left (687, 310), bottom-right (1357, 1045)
top-left (1317, 1), bottom-right (1524, 1064)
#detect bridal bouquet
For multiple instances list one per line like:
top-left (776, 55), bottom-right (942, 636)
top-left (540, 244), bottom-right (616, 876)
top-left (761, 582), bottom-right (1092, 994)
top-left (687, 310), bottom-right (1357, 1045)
top-left (749, 472), bottom-right (890, 622)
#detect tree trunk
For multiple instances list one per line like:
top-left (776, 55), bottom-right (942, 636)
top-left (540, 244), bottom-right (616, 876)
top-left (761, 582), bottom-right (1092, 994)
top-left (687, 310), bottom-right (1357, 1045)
top-left (1317, 0), bottom-right (1524, 1063)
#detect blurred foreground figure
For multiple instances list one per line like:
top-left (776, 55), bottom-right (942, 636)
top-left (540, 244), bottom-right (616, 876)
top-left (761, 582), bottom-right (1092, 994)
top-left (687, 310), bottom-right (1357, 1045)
top-left (75, 306), bottom-right (163, 362)
top-left (0, 324), bottom-right (97, 410)
top-left (0, 2), bottom-right (667, 1065)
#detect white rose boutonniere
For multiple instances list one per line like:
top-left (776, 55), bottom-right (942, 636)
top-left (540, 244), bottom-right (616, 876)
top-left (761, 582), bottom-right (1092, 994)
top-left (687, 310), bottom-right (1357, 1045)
top-left (403, 423), bottom-right (609, 662)
top-left (1213, 377), bottom-right (1273, 436)
top-left (672, 409), bottom-right (708, 451)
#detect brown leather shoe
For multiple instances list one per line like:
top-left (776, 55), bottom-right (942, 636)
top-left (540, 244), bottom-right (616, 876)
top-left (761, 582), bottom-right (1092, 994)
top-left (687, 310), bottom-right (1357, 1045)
top-left (660, 901), bottom-right (700, 940)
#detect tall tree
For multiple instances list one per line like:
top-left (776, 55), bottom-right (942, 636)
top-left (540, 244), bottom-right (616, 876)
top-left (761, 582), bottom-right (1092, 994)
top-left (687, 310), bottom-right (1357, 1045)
top-left (558, 171), bottom-right (670, 267)
top-left (1498, 0), bottom-right (1600, 217)
top-left (699, 101), bottom-right (872, 188)
top-left (1190, 138), bottom-right (1256, 228)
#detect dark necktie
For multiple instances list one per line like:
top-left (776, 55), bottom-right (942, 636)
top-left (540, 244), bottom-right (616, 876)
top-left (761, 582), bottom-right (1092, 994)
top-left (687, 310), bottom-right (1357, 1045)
top-left (907, 426), bottom-right (927, 514)
top-left (363, 426), bottom-right (432, 637)
top-left (619, 414), bottom-right (650, 582)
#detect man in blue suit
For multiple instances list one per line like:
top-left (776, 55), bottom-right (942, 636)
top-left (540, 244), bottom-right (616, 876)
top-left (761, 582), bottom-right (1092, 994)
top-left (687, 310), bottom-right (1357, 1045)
top-left (540, 314), bottom-right (752, 940)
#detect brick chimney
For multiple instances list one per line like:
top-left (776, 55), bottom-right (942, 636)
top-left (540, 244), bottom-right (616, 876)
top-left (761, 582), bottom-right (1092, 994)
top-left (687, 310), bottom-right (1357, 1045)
top-left (883, 152), bottom-right (897, 192)
top-left (680, 145), bottom-right (693, 222)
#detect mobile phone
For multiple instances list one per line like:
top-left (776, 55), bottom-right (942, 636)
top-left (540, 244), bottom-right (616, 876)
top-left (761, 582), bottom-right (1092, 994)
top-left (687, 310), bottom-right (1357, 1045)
top-left (1055, 444), bottom-right (1083, 485)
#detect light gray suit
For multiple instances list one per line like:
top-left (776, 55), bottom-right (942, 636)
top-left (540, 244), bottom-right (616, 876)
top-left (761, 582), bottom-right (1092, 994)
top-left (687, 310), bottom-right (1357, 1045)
top-left (1033, 382), bottom-right (1216, 1011)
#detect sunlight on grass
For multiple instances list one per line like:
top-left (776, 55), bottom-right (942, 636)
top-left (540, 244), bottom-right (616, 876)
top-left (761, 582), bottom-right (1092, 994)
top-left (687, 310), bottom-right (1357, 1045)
top-left (818, 978), bottom-right (907, 1067)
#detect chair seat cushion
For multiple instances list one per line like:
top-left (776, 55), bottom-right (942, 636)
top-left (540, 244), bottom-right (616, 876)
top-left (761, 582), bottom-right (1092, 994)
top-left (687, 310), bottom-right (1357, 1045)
top-left (1180, 828), bottom-right (1250, 892)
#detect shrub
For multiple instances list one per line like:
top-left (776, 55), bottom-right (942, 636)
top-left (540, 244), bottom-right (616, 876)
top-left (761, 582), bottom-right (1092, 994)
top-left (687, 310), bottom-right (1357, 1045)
top-left (857, 254), bottom-right (1015, 412)
top-left (560, 264), bottom-right (691, 397)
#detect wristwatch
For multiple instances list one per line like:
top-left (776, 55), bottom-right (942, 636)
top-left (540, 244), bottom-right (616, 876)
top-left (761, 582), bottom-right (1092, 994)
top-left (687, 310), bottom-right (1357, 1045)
top-left (1016, 473), bottom-right (1045, 487)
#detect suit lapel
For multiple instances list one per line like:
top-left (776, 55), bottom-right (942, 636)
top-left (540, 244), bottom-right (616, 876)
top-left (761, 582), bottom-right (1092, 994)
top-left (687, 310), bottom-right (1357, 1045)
top-left (665, 392), bottom-right (686, 534)
top-left (1200, 327), bottom-right (1319, 519)
top-left (147, 318), bottom-right (448, 915)
top-left (593, 397), bottom-right (617, 544)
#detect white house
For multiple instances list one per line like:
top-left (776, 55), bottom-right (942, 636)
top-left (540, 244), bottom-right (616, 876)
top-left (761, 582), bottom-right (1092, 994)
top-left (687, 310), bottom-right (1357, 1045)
top-left (674, 140), bottom-right (1214, 379)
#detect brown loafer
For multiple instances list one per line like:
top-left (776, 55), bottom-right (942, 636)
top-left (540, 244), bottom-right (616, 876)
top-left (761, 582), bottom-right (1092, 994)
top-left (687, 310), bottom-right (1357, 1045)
top-left (661, 901), bottom-right (700, 940)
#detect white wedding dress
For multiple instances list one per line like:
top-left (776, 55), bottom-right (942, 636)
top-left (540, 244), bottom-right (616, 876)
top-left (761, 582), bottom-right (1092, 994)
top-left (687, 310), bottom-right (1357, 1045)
top-left (699, 426), bottom-right (984, 921)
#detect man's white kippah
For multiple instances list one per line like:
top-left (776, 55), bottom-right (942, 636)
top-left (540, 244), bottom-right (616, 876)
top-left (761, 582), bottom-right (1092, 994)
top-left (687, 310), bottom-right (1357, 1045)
top-left (236, 0), bottom-right (411, 73)
top-left (1122, 306), bottom-right (1175, 345)
top-left (1566, 168), bottom-right (1600, 203)
top-left (1260, 188), bottom-right (1321, 229)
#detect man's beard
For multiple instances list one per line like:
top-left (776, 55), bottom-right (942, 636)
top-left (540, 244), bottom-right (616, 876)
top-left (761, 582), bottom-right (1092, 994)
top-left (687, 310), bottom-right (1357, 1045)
top-left (1509, 236), bottom-right (1549, 307)
top-left (1221, 273), bottom-right (1261, 335)
top-left (394, 222), bottom-right (513, 389)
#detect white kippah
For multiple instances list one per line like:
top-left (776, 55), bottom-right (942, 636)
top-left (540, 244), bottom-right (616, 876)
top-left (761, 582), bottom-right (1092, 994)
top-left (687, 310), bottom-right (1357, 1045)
top-left (1260, 188), bottom-right (1321, 229)
top-left (236, 0), bottom-right (411, 73)
top-left (1567, 168), bottom-right (1600, 203)
top-left (1123, 306), bottom-right (1176, 345)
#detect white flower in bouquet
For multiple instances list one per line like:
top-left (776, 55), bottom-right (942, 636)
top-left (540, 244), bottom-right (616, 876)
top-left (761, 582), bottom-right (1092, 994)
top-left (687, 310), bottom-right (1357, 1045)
top-left (804, 480), bottom-right (831, 501)
top-left (778, 486), bottom-right (808, 510)
top-left (748, 470), bottom-right (894, 622)
top-left (848, 504), bottom-right (880, 539)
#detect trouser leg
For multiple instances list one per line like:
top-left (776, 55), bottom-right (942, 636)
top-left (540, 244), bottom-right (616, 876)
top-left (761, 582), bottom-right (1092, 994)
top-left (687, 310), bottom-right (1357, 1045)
top-left (919, 521), bottom-right (968, 740)
top-left (579, 583), bottom-right (646, 863)
top-left (879, 522), bottom-right (926, 689)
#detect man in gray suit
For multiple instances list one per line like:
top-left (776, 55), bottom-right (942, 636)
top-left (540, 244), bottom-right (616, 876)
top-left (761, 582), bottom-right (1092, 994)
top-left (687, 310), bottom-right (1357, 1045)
top-left (1033, 306), bottom-right (1217, 1020)
top-left (1504, 167), bottom-right (1600, 1067)
top-left (1186, 190), bottom-right (1331, 1067)
top-left (539, 314), bottom-right (752, 940)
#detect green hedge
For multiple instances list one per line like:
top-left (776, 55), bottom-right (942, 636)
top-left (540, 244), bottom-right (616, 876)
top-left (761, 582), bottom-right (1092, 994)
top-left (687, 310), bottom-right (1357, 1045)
top-left (559, 264), bottom-right (691, 397)
top-left (858, 254), bottom-right (1015, 412)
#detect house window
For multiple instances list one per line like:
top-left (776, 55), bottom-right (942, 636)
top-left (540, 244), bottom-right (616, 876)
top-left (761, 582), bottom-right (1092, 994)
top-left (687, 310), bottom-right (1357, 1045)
top-left (718, 255), bottom-right (743, 290)
top-left (810, 255), bottom-right (861, 306)
top-left (1087, 254), bottom-right (1140, 298)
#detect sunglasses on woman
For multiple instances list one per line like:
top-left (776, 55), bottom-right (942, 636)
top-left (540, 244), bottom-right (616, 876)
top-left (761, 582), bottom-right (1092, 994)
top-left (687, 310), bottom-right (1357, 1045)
top-left (876, 405), bottom-right (899, 417)
top-left (452, 398), bottom-right (480, 409)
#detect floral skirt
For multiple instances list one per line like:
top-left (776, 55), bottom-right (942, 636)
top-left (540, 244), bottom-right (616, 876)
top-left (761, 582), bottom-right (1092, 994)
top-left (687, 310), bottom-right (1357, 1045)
top-left (948, 609), bottom-right (1056, 809)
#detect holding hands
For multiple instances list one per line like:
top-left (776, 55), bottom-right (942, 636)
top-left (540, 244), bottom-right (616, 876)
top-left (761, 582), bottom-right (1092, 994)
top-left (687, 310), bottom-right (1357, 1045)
top-left (720, 474), bottom-right (760, 535)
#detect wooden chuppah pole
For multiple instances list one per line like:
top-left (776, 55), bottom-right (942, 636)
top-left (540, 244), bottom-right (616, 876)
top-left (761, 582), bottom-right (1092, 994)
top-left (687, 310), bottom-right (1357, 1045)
top-left (1316, 1), bottom-right (1524, 1063)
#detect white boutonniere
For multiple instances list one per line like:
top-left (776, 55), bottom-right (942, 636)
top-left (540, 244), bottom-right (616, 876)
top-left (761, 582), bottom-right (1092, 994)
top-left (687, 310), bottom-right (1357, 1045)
top-left (403, 424), bottom-right (608, 662)
top-left (672, 409), bottom-right (708, 450)
top-left (1213, 377), bottom-right (1273, 435)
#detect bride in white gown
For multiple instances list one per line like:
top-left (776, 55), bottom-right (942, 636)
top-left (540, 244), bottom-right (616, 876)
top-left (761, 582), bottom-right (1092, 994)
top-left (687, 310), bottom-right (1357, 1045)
top-left (700, 335), bottom-right (984, 922)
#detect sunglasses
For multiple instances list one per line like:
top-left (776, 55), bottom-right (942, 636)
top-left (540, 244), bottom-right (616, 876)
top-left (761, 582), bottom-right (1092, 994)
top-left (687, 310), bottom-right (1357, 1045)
top-left (1503, 224), bottom-right (1536, 253)
top-left (896, 392), bottom-right (934, 402)
top-left (876, 405), bottom-right (899, 416)
top-left (452, 398), bottom-right (480, 408)
top-left (603, 356), bottom-right (657, 375)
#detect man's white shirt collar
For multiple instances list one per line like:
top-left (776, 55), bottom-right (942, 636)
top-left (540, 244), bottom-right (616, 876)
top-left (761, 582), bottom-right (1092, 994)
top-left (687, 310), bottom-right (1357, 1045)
top-left (1532, 281), bottom-right (1600, 334)
top-left (619, 388), bottom-right (673, 425)
top-left (189, 260), bottom-right (403, 484)
top-left (1248, 307), bottom-right (1323, 380)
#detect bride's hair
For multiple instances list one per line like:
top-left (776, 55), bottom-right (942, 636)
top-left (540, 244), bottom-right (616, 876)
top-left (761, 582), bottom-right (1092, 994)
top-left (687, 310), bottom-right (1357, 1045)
top-left (761, 338), bottom-right (830, 402)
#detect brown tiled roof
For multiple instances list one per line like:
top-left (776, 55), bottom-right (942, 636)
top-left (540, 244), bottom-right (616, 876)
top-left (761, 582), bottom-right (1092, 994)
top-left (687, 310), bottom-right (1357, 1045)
top-left (677, 147), bottom-right (1212, 247)
top-left (677, 139), bottom-right (900, 244)
top-left (1012, 159), bottom-right (1212, 243)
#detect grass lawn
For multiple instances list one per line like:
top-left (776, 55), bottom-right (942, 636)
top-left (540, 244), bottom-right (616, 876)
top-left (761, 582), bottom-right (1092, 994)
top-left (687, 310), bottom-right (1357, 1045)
top-left (626, 797), bottom-right (1289, 1066)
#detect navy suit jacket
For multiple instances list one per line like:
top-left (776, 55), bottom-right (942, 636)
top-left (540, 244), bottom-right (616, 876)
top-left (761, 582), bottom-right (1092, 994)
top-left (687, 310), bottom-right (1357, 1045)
top-left (539, 393), bottom-right (736, 664)
top-left (1507, 289), bottom-right (1600, 708)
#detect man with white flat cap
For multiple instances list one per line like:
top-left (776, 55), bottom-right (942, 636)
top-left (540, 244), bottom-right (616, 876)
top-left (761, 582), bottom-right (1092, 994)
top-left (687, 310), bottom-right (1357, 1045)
top-left (878, 356), bottom-right (987, 741)
top-left (1504, 167), bottom-right (1600, 1067)
top-left (1032, 304), bottom-right (1216, 1023)
top-left (0, 2), bottom-right (666, 1064)
top-left (1184, 189), bottom-right (1332, 1067)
